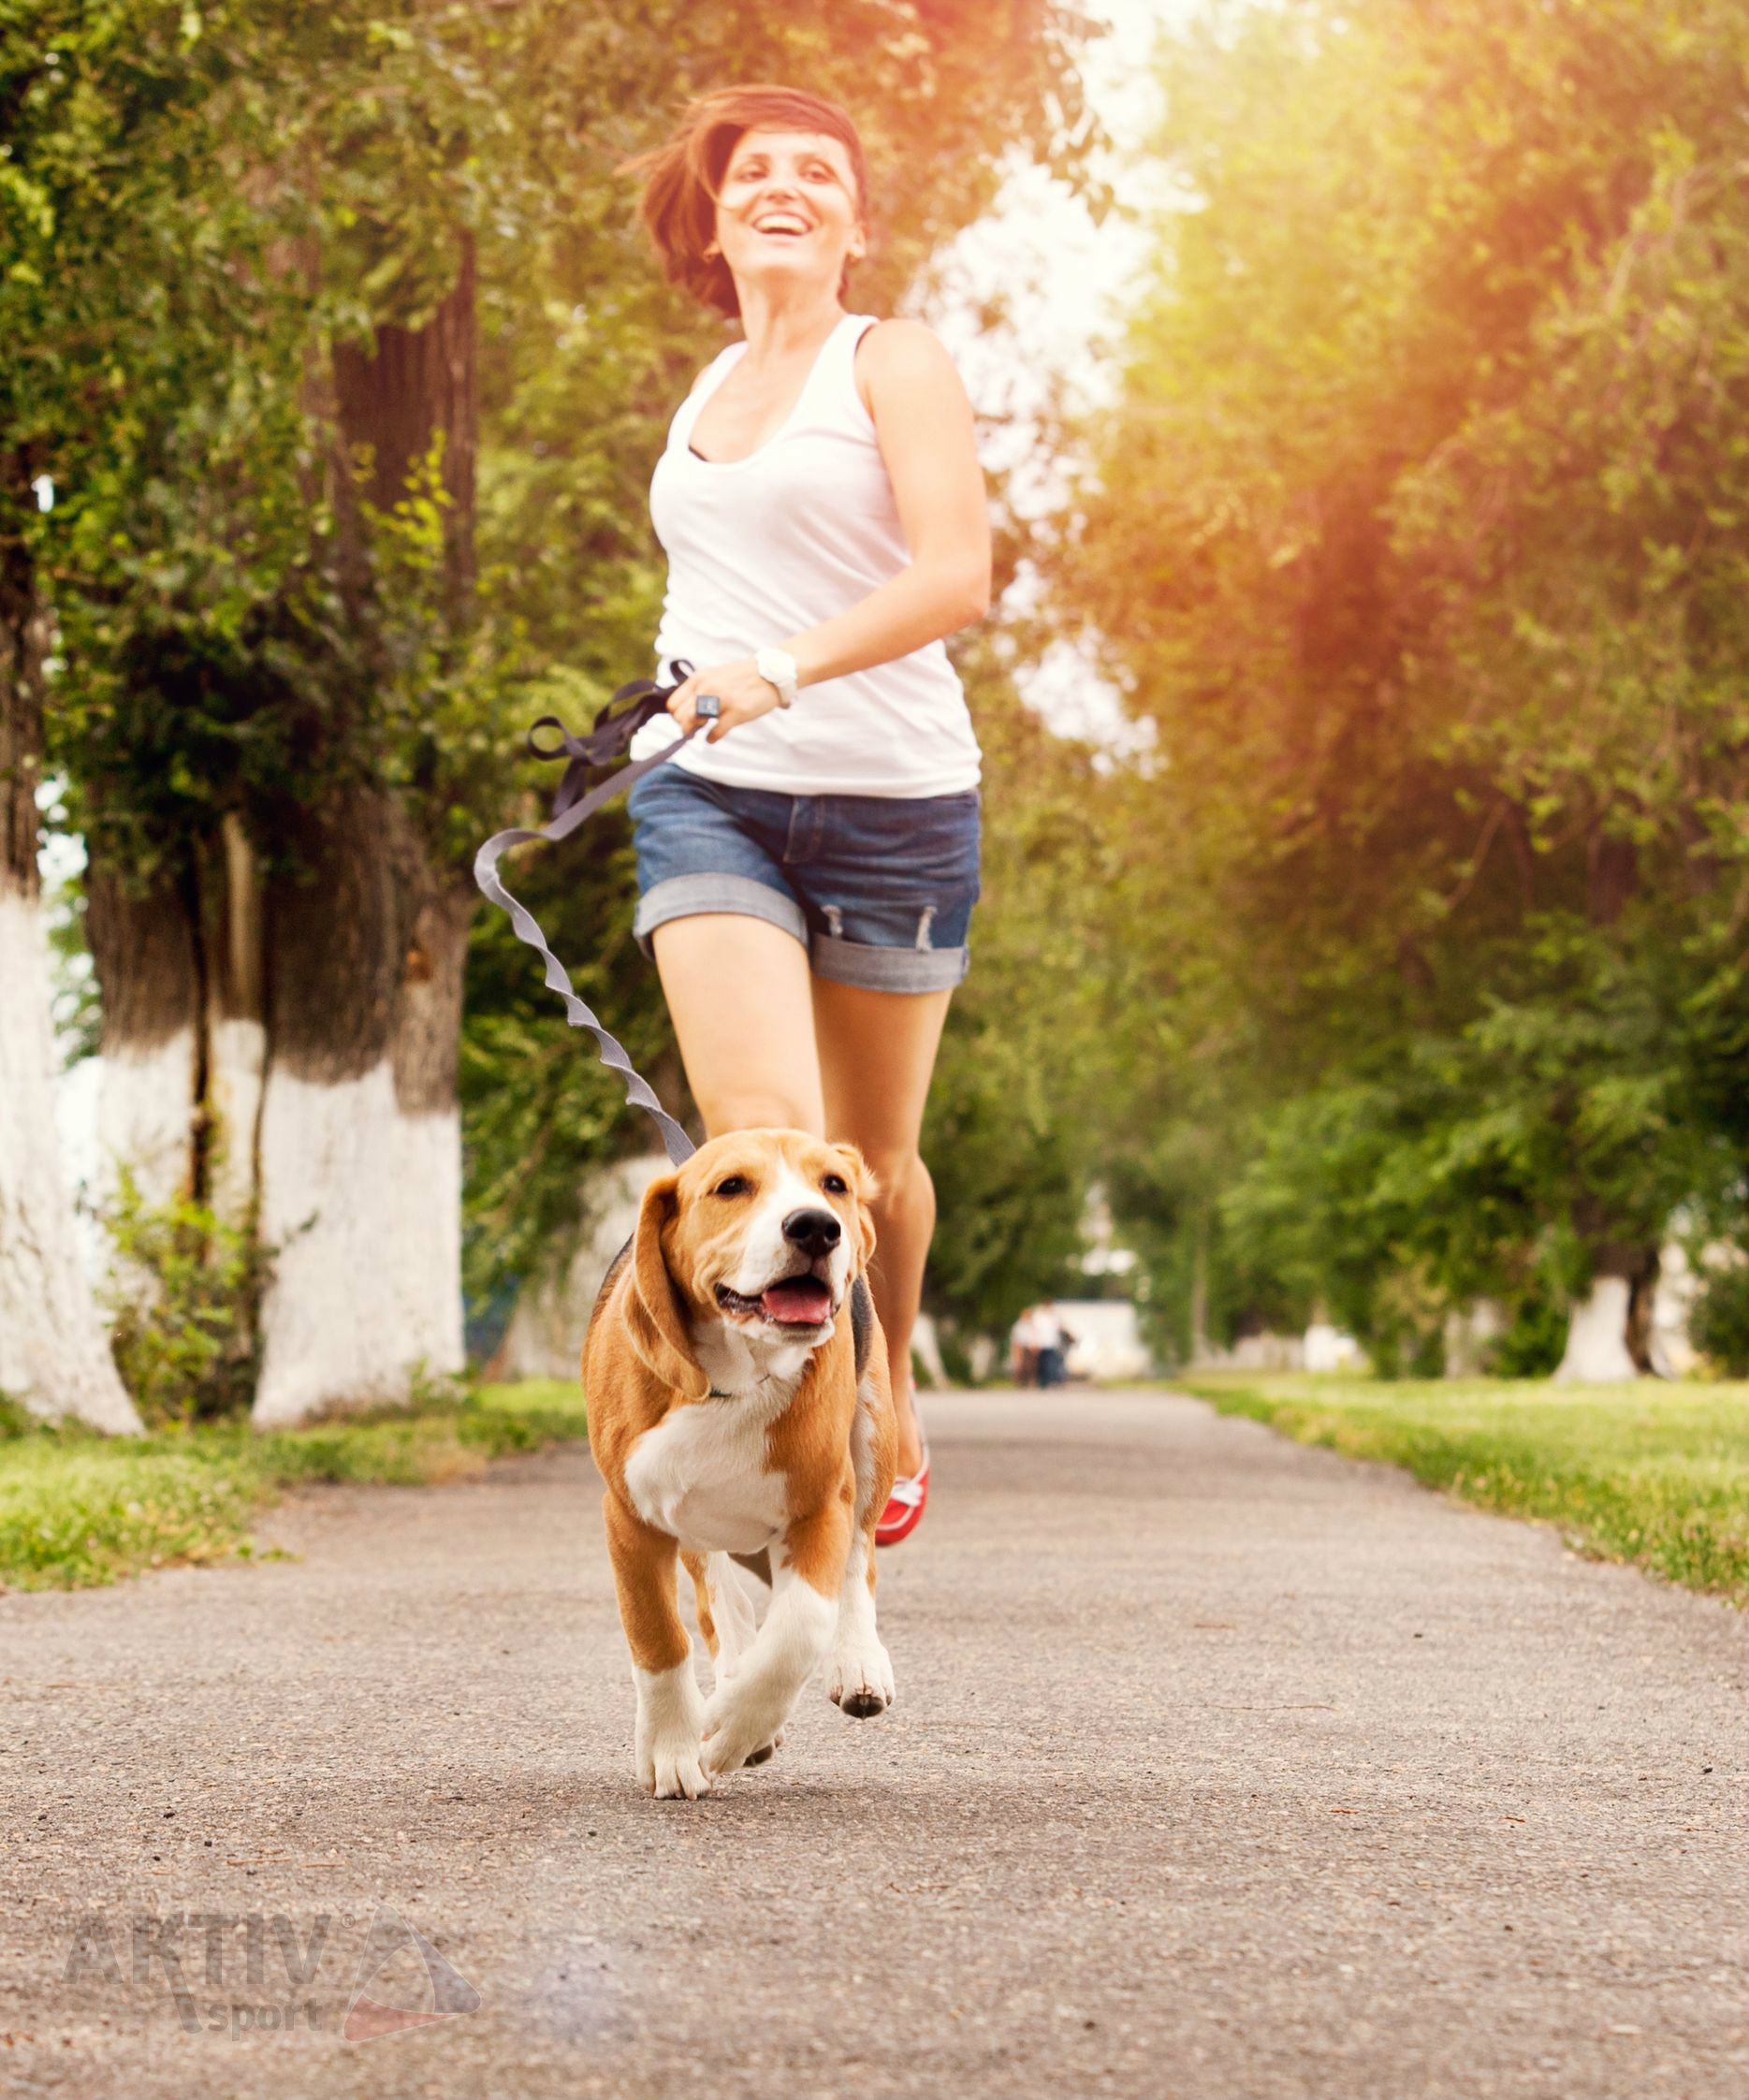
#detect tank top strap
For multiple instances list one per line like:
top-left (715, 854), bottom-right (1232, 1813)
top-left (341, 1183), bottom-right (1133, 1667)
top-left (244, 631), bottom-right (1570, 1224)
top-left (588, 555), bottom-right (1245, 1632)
top-left (816, 312), bottom-right (881, 432)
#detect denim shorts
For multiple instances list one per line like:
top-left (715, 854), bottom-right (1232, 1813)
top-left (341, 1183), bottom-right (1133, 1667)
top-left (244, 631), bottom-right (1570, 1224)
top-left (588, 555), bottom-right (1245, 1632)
top-left (626, 761), bottom-right (981, 993)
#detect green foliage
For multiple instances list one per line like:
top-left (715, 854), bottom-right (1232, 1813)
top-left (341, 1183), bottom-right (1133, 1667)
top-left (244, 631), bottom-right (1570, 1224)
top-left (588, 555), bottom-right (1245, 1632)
top-left (1688, 1260), bottom-right (1749, 1379)
top-left (921, 668), bottom-right (1115, 1334)
top-left (0, 1391), bottom-right (38, 1440)
top-left (99, 1167), bottom-right (272, 1427)
top-left (1181, 1372), bottom-right (1749, 1606)
top-left (1057, 0), bottom-right (1749, 1362)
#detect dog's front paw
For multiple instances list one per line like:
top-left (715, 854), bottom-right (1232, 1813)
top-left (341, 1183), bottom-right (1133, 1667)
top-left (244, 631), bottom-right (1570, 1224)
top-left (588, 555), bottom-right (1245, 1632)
top-left (827, 1634), bottom-right (896, 1719)
top-left (642, 1733), bottom-right (710, 1801)
top-left (634, 1662), bottom-right (710, 1801)
top-left (702, 1684), bottom-right (793, 1778)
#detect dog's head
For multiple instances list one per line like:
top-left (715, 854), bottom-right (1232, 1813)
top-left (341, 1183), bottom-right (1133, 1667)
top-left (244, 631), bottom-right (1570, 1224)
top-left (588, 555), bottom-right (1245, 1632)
top-left (628, 1130), bottom-right (877, 1397)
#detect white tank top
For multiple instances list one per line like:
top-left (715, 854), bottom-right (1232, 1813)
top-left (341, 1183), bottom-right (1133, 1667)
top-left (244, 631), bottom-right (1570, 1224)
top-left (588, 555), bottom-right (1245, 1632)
top-left (649, 313), bottom-right (983, 798)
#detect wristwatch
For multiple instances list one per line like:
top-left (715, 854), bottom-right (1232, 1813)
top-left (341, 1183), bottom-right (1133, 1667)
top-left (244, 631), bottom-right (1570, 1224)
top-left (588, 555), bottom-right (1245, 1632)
top-left (754, 647), bottom-right (800, 708)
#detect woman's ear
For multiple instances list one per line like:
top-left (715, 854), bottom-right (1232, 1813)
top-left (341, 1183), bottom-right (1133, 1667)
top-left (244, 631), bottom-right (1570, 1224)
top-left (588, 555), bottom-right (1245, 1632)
top-left (628, 1174), bottom-right (708, 1399)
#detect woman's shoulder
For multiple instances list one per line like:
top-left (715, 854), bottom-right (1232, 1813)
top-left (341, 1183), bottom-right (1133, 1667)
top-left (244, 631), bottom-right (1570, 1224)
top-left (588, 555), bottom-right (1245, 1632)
top-left (851, 316), bottom-right (964, 416)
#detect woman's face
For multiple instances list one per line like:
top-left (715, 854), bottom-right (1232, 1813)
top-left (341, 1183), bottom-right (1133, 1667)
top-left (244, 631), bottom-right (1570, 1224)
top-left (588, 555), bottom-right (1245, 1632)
top-left (713, 127), bottom-right (865, 304)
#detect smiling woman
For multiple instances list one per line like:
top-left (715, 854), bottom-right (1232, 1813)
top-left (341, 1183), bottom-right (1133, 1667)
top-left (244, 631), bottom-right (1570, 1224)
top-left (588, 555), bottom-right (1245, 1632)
top-left (616, 87), bottom-right (996, 1544)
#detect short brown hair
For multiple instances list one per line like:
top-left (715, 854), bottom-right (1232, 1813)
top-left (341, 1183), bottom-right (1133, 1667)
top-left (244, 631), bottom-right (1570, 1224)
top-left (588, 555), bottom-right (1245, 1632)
top-left (622, 86), bottom-right (868, 320)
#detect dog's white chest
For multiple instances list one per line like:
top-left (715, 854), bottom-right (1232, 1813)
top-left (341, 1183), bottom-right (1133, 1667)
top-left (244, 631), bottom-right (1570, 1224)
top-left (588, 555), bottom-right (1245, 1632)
top-left (624, 1400), bottom-right (788, 1553)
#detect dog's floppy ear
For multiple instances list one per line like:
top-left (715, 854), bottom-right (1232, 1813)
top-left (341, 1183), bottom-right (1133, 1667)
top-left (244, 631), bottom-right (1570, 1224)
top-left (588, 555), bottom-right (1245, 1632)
top-left (831, 1143), bottom-right (879, 1274)
top-left (628, 1174), bottom-right (708, 1400)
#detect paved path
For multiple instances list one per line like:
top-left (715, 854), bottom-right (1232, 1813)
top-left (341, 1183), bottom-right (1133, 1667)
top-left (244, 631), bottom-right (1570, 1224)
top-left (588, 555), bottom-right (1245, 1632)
top-left (3, 1390), bottom-right (1743, 2099)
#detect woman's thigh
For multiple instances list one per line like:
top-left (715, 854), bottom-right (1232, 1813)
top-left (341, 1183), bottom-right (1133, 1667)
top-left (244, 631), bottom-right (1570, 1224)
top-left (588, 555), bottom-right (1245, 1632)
top-left (651, 914), bottom-right (825, 1138)
top-left (812, 977), bottom-right (955, 1162)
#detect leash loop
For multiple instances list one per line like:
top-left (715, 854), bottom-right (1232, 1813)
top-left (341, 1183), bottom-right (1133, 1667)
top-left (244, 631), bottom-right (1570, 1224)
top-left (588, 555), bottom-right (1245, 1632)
top-left (474, 663), bottom-right (701, 1167)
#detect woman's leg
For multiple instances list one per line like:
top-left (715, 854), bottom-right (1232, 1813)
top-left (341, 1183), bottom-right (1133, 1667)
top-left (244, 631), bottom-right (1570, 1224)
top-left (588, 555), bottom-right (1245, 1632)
top-left (812, 978), bottom-right (955, 1476)
top-left (651, 915), bottom-right (825, 1137)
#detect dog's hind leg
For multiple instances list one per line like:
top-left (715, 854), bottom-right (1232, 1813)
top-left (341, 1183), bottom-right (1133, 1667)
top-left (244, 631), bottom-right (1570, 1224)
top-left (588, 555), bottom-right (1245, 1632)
top-left (681, 1551), bottom-right (719, 1664)
top-left (828, 1375), bottom-right (896, 1717)
top-left (693, 1551), bottom-right (780, 1762)
top-left (826, 1515), bottom-right (895, 1717)
top-left (685, 1551), bottom-right (762, 1691)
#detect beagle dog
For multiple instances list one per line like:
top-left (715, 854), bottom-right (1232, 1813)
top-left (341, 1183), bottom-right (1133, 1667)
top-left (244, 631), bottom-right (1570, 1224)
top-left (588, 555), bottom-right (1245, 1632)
top-left (584, 1129), bottom-right (899, 1799)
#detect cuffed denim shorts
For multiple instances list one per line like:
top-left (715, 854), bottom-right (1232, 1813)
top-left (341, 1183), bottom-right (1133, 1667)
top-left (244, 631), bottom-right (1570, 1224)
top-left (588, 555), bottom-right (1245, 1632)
top-left (626, 762), bottom-right (981, 994)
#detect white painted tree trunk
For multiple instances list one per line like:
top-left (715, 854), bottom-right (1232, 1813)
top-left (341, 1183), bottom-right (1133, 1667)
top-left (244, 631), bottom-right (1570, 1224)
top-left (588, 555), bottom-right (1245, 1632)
top-left (1553, 1276), bottom-right (1640, 1382)
top-left (488, 1154), bottom-right (665, 1381)
top-left (96, 1031), bottom-right (199, 1211)
top-left (0, 888), bottom-right (142, 1431)
top-left (1444, 1299), bottom-right (1505, 1379)
top-left (1647, 1242), bottom-right (1702, 1379)
top-left (251, 1063), bottom-right (463, 1426)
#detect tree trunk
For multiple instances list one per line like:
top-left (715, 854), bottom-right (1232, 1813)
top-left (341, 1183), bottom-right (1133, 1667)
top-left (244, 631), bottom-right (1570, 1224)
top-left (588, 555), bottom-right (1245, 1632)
top-left (80, 234), bottom-right (481, 1426)
top-left (0, 466), bottom-right (141, 1432)
top-left (249, 231), bottom-right (479, 1424)
top-left (1188, 1210), bottom-right (1211, 1367)
top-left (1554, 1242), bottom-right (1658, 1382)
top-left (251, 791), bottom-right (473, 1425)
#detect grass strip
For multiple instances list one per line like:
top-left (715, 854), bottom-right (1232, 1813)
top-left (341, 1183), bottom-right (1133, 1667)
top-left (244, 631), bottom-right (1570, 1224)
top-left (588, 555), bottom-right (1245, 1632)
top-left (0, 1379), bottom-right (587, 1593)
top-left (1175, 1372), bottom-right (1749, 1608)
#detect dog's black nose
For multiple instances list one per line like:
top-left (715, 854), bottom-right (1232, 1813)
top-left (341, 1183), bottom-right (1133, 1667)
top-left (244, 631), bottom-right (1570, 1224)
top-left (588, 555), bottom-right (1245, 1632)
top-left (782, 1207), bottom-right (841, 1258)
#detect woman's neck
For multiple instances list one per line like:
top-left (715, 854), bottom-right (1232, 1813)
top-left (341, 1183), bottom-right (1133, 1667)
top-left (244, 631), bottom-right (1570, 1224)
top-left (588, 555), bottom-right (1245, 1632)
top-left (735, 283), bottom-right (846, 367)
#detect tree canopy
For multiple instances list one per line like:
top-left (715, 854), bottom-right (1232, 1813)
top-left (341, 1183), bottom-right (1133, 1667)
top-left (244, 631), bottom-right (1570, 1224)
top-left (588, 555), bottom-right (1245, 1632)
top-left (1057, 0), bottom-right (1749, 1370)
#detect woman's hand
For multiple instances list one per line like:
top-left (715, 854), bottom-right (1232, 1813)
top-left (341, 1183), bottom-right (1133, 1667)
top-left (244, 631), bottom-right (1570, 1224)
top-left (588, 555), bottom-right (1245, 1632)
top-left (666, 658), bottom-right (783, 743)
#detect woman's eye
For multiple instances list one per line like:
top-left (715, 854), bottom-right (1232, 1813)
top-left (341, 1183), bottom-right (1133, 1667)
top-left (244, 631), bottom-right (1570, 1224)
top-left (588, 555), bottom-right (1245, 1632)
top-left (713, 1175), bottom-right (750, 1197)
top-left (823, 1174), bottom-right (848, 1194)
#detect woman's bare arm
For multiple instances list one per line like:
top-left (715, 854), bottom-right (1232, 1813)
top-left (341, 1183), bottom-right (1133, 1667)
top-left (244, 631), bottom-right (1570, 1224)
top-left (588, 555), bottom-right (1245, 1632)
top-left (784, 318), bottom-right (991, 681)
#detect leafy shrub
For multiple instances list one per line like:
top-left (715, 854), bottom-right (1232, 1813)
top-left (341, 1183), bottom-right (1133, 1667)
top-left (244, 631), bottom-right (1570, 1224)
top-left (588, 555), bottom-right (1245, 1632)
top-left (1488, 1289), bottom-right (1569, 1378)
top-left (100, 1168), bottom-right (274, 1427)
top-left (0, 1391), bottom-right (38, 1440)
top-left (1689, 1257), bottom-right (1749, 1378)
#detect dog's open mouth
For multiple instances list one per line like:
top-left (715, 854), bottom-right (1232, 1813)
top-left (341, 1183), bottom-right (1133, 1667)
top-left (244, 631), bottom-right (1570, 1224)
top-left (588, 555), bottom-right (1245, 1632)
top-left (715, 1276), bottom-right (836, 1328)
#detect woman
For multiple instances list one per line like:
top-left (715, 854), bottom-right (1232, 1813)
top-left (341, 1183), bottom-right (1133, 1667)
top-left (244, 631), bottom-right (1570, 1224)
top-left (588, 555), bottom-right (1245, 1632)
top-left (623, 84), bottom-right (990, 1545)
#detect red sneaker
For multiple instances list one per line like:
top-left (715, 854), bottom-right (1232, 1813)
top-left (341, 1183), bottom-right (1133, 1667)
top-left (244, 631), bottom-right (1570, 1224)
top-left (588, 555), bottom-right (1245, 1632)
top-left (875, 1447), bottom-right (930, 1549)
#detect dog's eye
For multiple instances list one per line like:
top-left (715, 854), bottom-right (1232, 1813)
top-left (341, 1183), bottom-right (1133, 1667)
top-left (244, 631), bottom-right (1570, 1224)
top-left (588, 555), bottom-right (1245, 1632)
top-left (822, 1173), bottom-right (848, 1194)
top-left (712, 1175), bottom-right (751, 1197)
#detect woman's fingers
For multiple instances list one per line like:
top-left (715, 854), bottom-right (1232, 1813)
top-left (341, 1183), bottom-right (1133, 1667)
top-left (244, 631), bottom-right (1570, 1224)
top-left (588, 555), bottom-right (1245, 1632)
top-left (665, 674), bottom-right (700, 734)
top-left (664, 660), bottom-right (778, 742)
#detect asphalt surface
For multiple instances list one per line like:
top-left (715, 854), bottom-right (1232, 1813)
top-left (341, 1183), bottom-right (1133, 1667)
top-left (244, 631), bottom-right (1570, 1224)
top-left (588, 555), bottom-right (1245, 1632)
top-left (2, 1388), bottom-right (1744, 2100)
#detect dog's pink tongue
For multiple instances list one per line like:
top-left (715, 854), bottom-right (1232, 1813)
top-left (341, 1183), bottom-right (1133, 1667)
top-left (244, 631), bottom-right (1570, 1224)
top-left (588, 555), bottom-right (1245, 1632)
top-left (762, 1277), bottom-right (833, 1325)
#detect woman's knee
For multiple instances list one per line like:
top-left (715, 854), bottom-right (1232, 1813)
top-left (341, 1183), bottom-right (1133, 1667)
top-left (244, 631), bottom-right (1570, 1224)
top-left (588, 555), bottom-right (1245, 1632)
top-left (863, 1145), bottom-right (933, 1215)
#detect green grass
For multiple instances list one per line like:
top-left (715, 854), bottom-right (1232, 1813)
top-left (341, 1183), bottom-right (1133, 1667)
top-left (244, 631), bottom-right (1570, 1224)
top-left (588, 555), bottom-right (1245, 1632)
top-left (0, 1379), bottom-right (588, 1593)
top-left (1175, 1372), bottom-right (1749, 1607)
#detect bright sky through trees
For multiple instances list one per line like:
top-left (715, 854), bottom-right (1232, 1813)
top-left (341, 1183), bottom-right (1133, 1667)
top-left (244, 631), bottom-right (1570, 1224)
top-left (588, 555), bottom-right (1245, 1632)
top-left (935, 1), bottom-right (1196, 751)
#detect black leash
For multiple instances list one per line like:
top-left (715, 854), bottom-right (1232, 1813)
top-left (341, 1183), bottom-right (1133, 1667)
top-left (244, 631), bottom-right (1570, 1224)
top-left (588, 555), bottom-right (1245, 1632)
top-left (472, 664), bottom-right (706, 1168)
